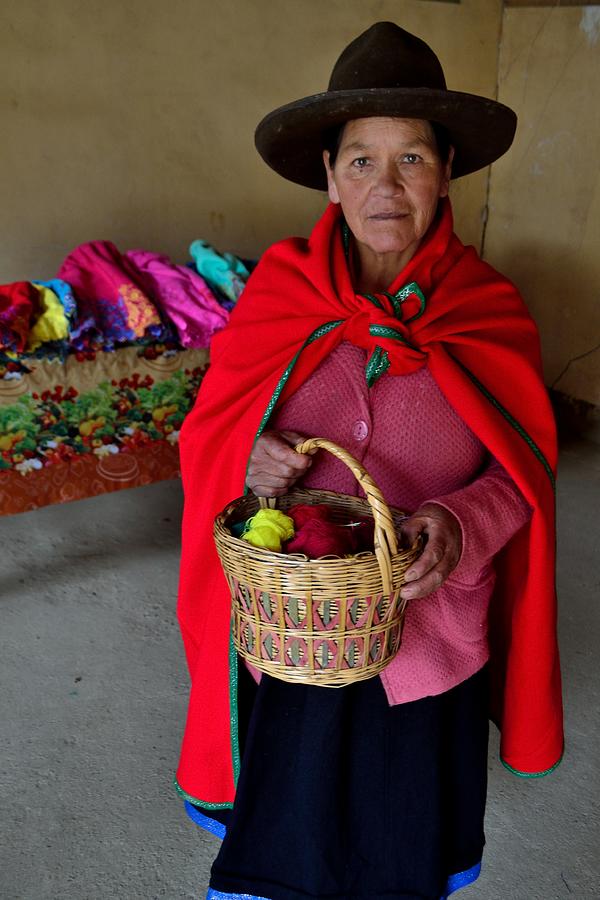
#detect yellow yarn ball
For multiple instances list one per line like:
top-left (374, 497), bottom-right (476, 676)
top-left (252, 509), bottom-right (295, 540)
top-left (242, 524), bottom-right (283, 551)
top-left (241, 508), bottom-right (295, 551)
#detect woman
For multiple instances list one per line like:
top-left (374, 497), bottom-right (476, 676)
top-left (176, 22), bottom-right (563, 900)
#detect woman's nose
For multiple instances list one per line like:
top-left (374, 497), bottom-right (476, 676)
top-left (374, 161), bottom-right (404, 195)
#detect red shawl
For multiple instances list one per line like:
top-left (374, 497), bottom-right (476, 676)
top-left (175, 199), bottom-right (563, 809)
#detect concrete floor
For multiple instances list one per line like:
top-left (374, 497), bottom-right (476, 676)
top-left (1, 438), bottom-right (598, 900)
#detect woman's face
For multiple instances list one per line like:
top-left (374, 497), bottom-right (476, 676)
top-left (323, 117), bottom-right (453, 266)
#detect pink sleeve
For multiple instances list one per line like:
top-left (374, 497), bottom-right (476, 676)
top-left (427, 457), bottom-right (532, 587)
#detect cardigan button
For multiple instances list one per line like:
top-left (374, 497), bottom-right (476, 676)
top-left (352, 420), bottom-right (369, 441)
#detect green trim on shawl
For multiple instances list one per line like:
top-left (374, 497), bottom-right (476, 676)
top-left (250, 319), bottom-right (345, 450)
top-left (362, 292), bottom-right (385, 310)
top-left (383, 291), bottom-right (403, 320)
top-left (173, 777), bottom-right (234, 810)
top-left (451, 357), bottom-right (556, 490)
top-left (365, 345), bottom-right (391, 388)
top-left (500, 750), bottom-right (563, 778)
top-left (395, 282), bottom-right (427, 324)
top-left (229, 632), bottom-right (241, 785)
top-left (369, 323), bottom-right (420, 350)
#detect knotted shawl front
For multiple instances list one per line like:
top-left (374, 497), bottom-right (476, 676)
top-left (175, 198), bottom-right (563, 810)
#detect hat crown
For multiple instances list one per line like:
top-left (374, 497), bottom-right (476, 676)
top-left (328, 21), bottom-right (447, 93)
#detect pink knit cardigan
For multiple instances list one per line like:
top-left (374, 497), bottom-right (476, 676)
top-left (266, 341), bottom-right (532, 705)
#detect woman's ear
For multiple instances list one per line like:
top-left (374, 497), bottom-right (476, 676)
top-left (323, 150), bottom-right (340, 204)
top-left (440, 146), bottom-right (455, 198)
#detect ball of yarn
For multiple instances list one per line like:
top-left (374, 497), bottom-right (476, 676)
top-left (229, 521), bottom-right (247, 538)
top-left (288, 503), bottom-right (332, 529)
top-left (286, 518), bottom-right (355, 558)
top-left (242, 524), bottom-right (285, 551)
top-left (241, 508), bottom-right (295, 552)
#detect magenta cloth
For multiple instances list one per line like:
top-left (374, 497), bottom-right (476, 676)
top-left (124, 250), bottom-right (229, 348)
top-left (0, 281), bottom-right (40, 352)
top-left (259, 340), bottom-right (533, 704)
top-left (57, 241), bottom-right (165, 348)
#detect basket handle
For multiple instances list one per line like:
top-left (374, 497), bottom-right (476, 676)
top-left (259, 437), bottom-right (398, 594)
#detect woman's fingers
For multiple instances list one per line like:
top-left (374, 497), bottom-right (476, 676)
top-left (246, 430), bottom-right (312, 496)
top-left (399, 503), bottom-right (462, 600)
top-left (245, 470), bottom-right (301, 497)
top-left (279, 430), bottom-right (316, 452)
top-left (263, 433), bottom-right (312, 472)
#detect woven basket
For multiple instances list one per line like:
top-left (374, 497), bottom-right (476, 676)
top-left (214, 437), bottom-right (422, 687)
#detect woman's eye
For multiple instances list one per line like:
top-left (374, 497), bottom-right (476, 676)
top-left (352, 157), bottom-right (369, 168)
top-left (403, 154), bottom-right (421, 164)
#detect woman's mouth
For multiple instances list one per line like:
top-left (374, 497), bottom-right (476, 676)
top-left (369, 212), bottom-right (408, 220)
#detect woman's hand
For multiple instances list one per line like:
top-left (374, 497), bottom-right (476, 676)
top-left (399, 503), bottom-right (462, 600)
top-left (246, 430), bottom-right (313, 497)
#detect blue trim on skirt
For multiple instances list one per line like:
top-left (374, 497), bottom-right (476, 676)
top-left (207, 890), bottom-right (270, 900)
top-left (193, 667), bottom-right (488, 900)
top-left (205, 862), bottom-right (482, 900)
top-left (184, 801), bottom-right (227, 840)
top-left (190, 805), bottom-right (483, 900)
top-left (444, 861), bottom-right (482, 897)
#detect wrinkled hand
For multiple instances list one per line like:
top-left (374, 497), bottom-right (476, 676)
top-left (399, 503), bottom-right (462, 600)
top-left (246, 430), bottom-right (313, 497)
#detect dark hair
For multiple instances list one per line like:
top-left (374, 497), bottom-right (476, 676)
top-left (322, 123), bottom-right (346, 168)
top-left (430, 121), bottom-right (451, 165)
top-left (322, 119), bottom-right (452, 169)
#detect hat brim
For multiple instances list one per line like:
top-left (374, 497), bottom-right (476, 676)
top-left (255, 87), bottom-right (517, 189)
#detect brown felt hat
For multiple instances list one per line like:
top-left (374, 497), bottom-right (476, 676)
top-left (255, 21), bottom-right (517, 189)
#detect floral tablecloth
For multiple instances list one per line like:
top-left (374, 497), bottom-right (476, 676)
top-left (0, 344), bottom-right (208, 515)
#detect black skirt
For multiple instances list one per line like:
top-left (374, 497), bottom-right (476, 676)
top-left (197, 663), bottom-right (489, 900)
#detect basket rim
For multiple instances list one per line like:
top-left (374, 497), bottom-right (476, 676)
top-left (214, 485), bottom-right (416, 566)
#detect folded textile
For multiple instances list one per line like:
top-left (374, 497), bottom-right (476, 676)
top-left (184, 264), bottom-right (236, 312)
top-left (26, 284), bottom-right (69, 351)
top-left (34, 279), bottom-right (78, 328)
top-left (57, 241), bottom-right (169, 348)
top-left (125, 250), bottom-right (229, 348)
top-left (34, 278), bottom-right (98, 351)
top-left (189, 240), bottom-right (249, 303)
top-left (0, 281), bottom-right (40, 352)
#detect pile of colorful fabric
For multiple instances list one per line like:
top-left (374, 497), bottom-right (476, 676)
top-left (0, 238), bottom-right (252, 360)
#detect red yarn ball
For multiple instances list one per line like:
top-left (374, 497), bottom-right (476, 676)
top-left (285, 504), bottom-right (375, 556)
top-left (286, 518), bottom-right (354, 558)
top-left (287, 503), bottom-right (332, 529)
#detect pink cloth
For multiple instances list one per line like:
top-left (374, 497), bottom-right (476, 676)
top-left (265, 341), bottom-right (532, 704)
top-left (124, 250), bottom-right (229, 348)
top-left (58, 241), bottom-right (165, 347)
